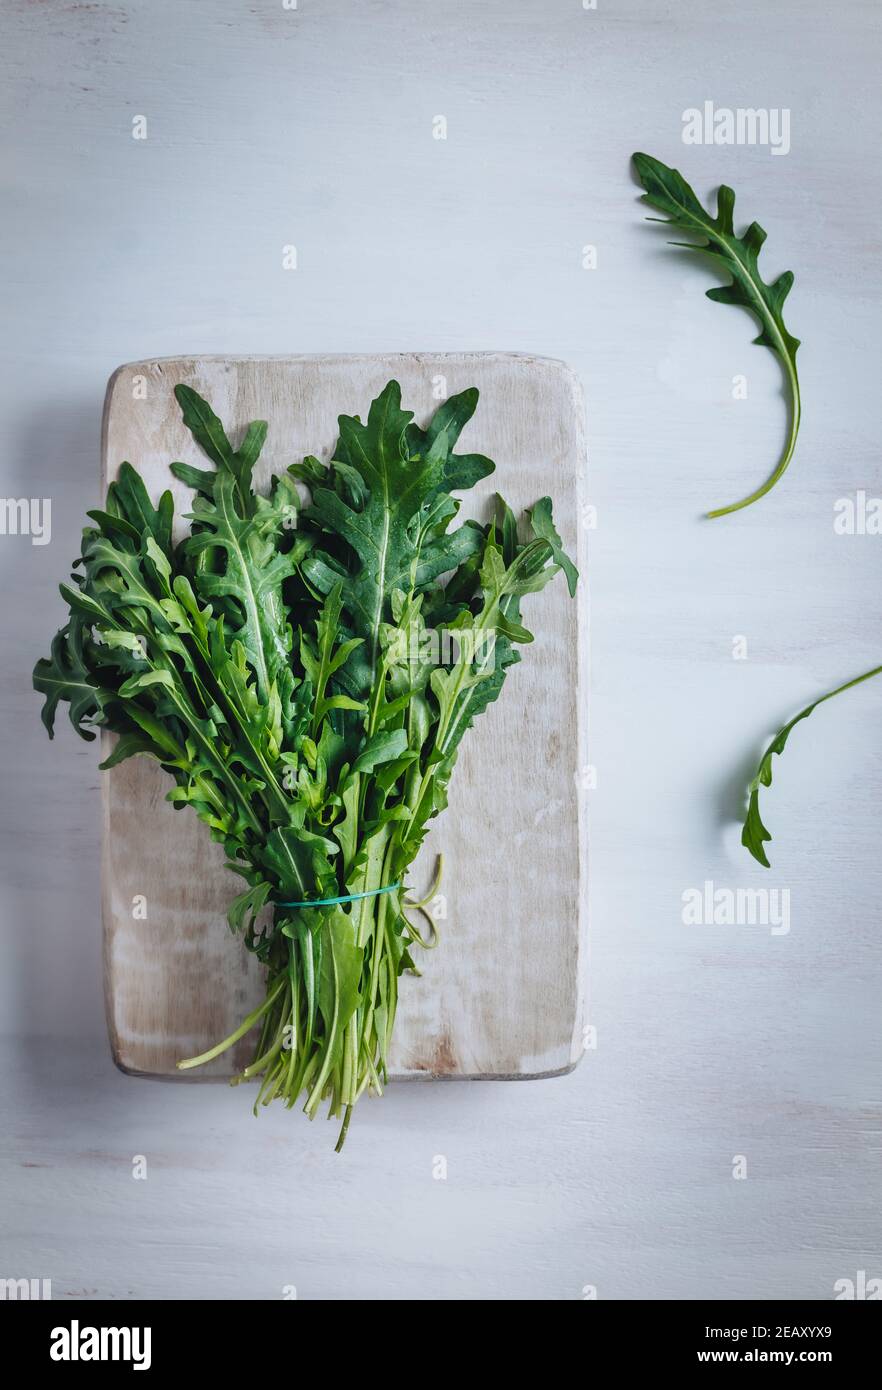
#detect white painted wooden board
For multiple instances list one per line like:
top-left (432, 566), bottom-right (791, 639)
top-left (101, 353), bottom-right (587, 1082)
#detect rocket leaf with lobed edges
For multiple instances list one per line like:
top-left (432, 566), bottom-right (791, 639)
top-left (632, 151), bottom-right (801, 518)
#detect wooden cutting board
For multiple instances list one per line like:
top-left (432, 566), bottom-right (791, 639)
top-left (101, 353), bottom-right (588, 1081)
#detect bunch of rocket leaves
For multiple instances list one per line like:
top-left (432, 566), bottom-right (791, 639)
top-left (34, 380), bottom-right (577, 1148)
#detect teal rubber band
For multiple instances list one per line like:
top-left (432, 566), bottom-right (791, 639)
top-left (274, 882), bottom-right (401, 910)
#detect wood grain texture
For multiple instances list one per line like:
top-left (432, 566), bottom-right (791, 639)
top-left (101, 353), bottom-right (588, 1082)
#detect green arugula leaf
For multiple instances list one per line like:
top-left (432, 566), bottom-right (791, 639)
top-left (226, 880), bottom-right (272, 936)
top-left (404, 386), bottom-right (496, 493)
top-left (98, 732), bottom-right (169, 769)
top-left (302, 381), bottom-right (489, 695)
top-left (353, 728), bottom-right (408, 773)
top-left (183, 468), bottom-right (296, 700)
top-left (33, 619), bottom-right (108, 739)
top-left (743, 664), bottom-right (882, 867)
top-left (527, 497), bottom-right (578, 597)
top-left (106, 462), bottom-right (174, 555)
top-left (633, 151), bottom-right (801, 518)
top-left (259, 824), bottom-right (339, 901)
top-left (307, 908), bottom-right (364, 1108)
top-left (174, 384), bottom-right (268, 515)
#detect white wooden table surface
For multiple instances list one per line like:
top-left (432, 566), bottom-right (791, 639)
top-left (1, 0), bottom-right (880, 1300)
